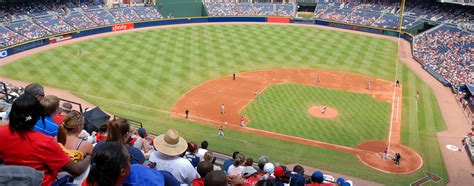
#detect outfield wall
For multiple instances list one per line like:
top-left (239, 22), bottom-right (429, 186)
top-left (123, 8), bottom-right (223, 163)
top-left (0, 16), bottom-right (450, 87)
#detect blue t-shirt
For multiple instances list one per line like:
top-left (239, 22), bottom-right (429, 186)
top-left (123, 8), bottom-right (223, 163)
top-left (223, 159), bottom-right (234, 172)
top-left (33, 116), bottom-right (58, 137)
top-left (185, 154), bottom-right (200, 168)
top-left (123, 164), bottom-right (164, 186)
top-left (94, 142), bottom-right (145, 165)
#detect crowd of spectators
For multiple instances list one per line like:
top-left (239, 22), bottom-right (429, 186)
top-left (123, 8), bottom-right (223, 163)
top-left (205, 3), bottom-right (294, 17)
top-left (34, 16), bottom-right (76, 34)
top-left (414, 25), bottom-right (473, 88)
top-left (84, 9), bottom-right (117, 26)
top-left (0, 4), bottom-right (162, 47)
top-left (133, 6), bottom-right (163, 20)
top-left (0, 82), bottom-right (355, 185)
top-left (0, 25), bottom-right (28, 46)
top-left (5, 20), bottom-right (51, 39)
top-left (109, 7), bottom-right (142, 23)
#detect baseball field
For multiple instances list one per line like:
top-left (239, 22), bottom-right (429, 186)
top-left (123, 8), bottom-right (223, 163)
top-left (0, 24), bottom-right (447, 185)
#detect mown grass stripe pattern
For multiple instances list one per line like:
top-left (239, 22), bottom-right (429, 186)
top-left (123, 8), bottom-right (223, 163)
top-left (243, 84), bottom-right (390, 147)
top-left (0, 24), bottom-right (447, 185)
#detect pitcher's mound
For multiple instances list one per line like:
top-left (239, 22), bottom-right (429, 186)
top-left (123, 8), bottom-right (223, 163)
top-left (308, 106), bottom-right (338, 119)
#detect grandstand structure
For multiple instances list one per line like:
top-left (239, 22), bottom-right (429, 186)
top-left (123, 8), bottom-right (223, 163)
top-left (0, 0), bottom-right (473, 185)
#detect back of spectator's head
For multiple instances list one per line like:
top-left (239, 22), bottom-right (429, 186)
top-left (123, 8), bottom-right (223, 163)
top-left (40, 95), bottom-right (59, 117)
top-left (62, 110), bottom-right (84, 131)
top-left (256, 179), bottom-right (275, 186)
top-left (87, 142), bottom-right (130, 186)
top-left (231, 151), bottom-right (240, 160)
top-left (204, 151), bottom-right (216, 163)
top-left (264, 163), bottom-right (275, 174)
top-left (244, 157), bottom-right (253, 166)
top-left (8, 93), bottom-right (43, 133)
top-left (201, 140), bottom-right (208, 149)
top-left (293, 165), bottom-right (304, 175)
top-left (258, 156), bottom-right (269, 170)
top-left (311, 171), bottom-right (324, 184)
top-left (187, 141), bottom-right (198, 154)
top-left (24, 83), bottom-right (44, 100)
top-left (106, 118), bottom-right (130, 144)
top-left (60, 102), bottom-right (73, 113)
top-left (197, 161), bottom-right (214, 178)
top-left (98, 124), bottom-right (108, 133)
top-left (233, 153), bottom-right (245, 167)
top-left (242, 166), bottom-right (257, 178)
top-left (204, 170), bottom-right (227, 186)
top-left (137, 127), bottom-right (147, 138)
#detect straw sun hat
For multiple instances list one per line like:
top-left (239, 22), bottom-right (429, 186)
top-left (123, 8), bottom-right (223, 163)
top-left (153, 129), bottom-right (188, 156)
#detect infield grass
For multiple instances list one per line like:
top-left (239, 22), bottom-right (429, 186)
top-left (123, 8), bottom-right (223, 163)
top-left (243, 84), bottom-right (391, 147)
top-left (0, 24), bottom-right (447, 185)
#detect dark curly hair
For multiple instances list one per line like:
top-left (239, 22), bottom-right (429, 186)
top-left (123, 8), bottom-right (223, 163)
top-left (9, 93), bottom-right (44, 133)
top-left (87, 142), bottom-right (130, 186)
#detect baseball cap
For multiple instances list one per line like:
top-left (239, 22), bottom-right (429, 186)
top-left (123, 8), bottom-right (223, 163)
top-left (258, 156), bottom-right (269, 164)
top-left (242, 166), bottom-right (257, 178)
top-left (263, 163), bottom-right (274, 174)
top-left (311, 171), bottom-right (324, 183)
top-left (274, 166), bottom-right (285, 177)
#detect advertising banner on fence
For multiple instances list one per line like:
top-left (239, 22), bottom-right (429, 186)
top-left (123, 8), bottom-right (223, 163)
top-left (112, 23), bottom-right (134, 32)
top-left (49, 34), bottom-right (72, 44)
top-left (0, 50), bottom-right (8, 58)
top-left (12, 39), bottom-right (47, 53)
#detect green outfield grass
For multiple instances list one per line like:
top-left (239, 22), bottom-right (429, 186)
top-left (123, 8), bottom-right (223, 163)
top-left (243, 84), bottom-right (390, 147)
top-left (0, 24), bottom-right (447, 185)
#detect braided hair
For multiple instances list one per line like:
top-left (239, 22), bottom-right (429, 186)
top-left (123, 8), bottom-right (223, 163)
top-left (8, 93), bottom-right (44, 133)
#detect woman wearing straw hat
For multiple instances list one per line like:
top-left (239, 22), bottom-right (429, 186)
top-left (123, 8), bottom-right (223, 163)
top-left (149, 129), bottom-right (199, 185)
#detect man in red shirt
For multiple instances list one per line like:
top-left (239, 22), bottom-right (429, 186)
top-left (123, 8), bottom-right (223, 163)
top-left (0, 94), bottom-right (90, 186)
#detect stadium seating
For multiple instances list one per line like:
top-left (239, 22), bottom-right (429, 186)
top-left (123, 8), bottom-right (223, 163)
top-left (205, 3), bottom-right (295, 17)
top-left (0, 25), bottom-right (28, 46)
top-left (34, 16), bottom-right (75, 34)
top-left (414, 25), bottom-right (473, 87)
top-left (84, 9), bottom-right (117, 26)
top-left (63, 12), bottom-right (98, 30)
top-left (133, 6), bottom-right (162, 20)
top-left (5, 20), bottom-right (51, 39)
top-left (109, 7), bottom-right (142, 23)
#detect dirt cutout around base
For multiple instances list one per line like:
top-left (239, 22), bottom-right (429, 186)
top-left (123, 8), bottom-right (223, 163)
top-left (173, 69), bottom-right (420, 174)
top-left (357, 141), bottom-right (423, 174)
top-left (308, 106), bottom-right (338, 118)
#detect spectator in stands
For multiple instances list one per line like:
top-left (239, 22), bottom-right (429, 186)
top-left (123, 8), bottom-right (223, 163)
top-left (256, 179), bottom-right (276, 186)
top-left (273, 166), bottom-right (290, 186)
top-left (228, 153), bottom-right (245, 176)
top-left (53, 102), bottom-right (72, 125)
top-left (223, 151), bottom-right (240, 173)
top-left (289, 165), bottom-right (306, 186)
top-left (0, 93), bottom-right (90, 186)
top-left (257, 156), bottom-right (270, 178)
top-left (95, 124), bottom-right (107, 142)
top-left (263, 163), bottom-right (275, 179)
top-left (193, 161), bottom-right (214, 186)
top-left (149, 129), bottom-right (199, 185)
top-left (94, 118), bottom-right (145, 164)
top-left (308, 171), bottom-right (324, 185)
top-left (24, 83), bottom-right (45, 101)
top-left (244, 157), bottom-right (253, 167)
top-left (88, 141), bottom-right (165, 186)
top-left (242, 166), bottom-right (259, 185)
top-left (204, 170), bottom-right (227, 186)
top-left (204, 151), bottom-right (222, 171)
top-left (33, 95), bottom-right (60, 137)
top-left (132, 127), bottom-right (151, 154)
top-left (186, 141), bottom-right (201, 168)
top-left (57, 110), bottom-right (93, 156)
top-left (197, 140), bottom-right (209, 160)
